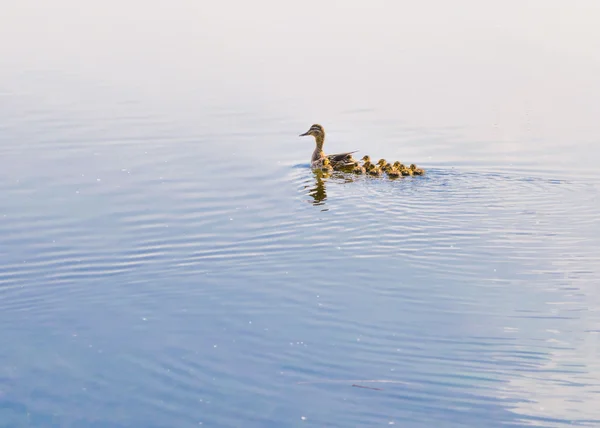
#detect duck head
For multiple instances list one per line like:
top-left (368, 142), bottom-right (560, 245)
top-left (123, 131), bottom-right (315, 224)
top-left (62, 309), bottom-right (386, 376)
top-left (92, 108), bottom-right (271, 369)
top-left (299, 124), bottom-right (325, 138)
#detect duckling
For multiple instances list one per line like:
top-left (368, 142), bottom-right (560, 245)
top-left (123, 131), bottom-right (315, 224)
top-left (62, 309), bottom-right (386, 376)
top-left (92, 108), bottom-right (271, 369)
top-left (367, 164), bottom-right (382, 176)
top-left (409, 163), bottom-right (425, 176)
top-left (377, 159), bottom-right (389, 169)
top-left (392, 161), bottom-right (402, 169)
top-left (387, 168), bottom-right (402, 178)
top-left (400, 166), bottom-right (412, 176)
top-left (361, 155), bottom-right (373, 170)
top-left (320, 158), bottom-right (333, 173)
top-left (352, 164), bottom-right (366, 175)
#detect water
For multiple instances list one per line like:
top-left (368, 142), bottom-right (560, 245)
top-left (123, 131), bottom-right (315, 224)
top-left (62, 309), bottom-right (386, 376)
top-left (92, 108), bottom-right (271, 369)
top-left (2, 1), bottom-right (600, 427)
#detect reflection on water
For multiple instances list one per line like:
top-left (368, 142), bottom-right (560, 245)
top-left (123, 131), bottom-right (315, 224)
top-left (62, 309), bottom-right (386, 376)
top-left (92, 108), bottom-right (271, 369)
top-left (2, 0), bottom-right (600, 427)
top-left (306, 170), bottom-right (364, 207)
top-left (307, 171), bottom-right (329, 206)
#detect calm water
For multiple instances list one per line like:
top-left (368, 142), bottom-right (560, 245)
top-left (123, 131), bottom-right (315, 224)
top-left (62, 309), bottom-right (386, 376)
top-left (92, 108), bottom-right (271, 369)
top-left (2, 1), bottom-right (600, 427)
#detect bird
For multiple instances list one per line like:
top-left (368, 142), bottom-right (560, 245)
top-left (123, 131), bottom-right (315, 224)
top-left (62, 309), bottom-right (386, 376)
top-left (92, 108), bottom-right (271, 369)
top-left (410, 163), bottom-right (425, 175)
top-left (366, 163), bottom-right (382, 176)
top-left (361, 155), bottom-right (373, 170)
top-left (300, 124), bottom-right (357, 170)
top-left (377, 159), bottom-right (389, 169)
top-left (386, 166), bottom-right (402, 178)
top-left (352, 164), bottom-right (366, 174)
top-left (400, 165), bottom-right (412, 176)
top-left (319, 157), bottom-right (333, 173)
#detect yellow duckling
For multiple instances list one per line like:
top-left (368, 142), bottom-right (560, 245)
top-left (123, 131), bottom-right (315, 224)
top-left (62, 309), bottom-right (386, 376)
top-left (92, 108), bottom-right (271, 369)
top-left (381, 163), bottom-right (401, 178)
top-left (361, 155), bottom-right (373, 170)
top-left (400, 166), bottom-right (412, 176)
top-left (352, 164), bottom-right (366, 174)
top-left (377, 159), bottom-right (389, 169)
top-left (392, 161), bottom-right (402, 169)
top-left (320, 158), bottom-right (333, 173)
top-left (409, 163), bottom-right (425, 176)
top-left (387, 168), bottom-right (402, 178)
top-left (367, 163), bottom-right (382, 176)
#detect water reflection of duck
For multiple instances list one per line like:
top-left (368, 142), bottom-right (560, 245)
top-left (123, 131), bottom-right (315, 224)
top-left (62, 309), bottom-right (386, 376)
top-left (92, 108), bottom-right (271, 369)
top-left (308, 172), bottom-right (327, 205)
top-left (300, 124), bottom-right (357, 170)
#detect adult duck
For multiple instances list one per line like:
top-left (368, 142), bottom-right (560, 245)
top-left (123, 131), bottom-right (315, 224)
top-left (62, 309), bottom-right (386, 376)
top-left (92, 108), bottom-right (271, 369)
top-left (300, 124), bottom-right (356, 170)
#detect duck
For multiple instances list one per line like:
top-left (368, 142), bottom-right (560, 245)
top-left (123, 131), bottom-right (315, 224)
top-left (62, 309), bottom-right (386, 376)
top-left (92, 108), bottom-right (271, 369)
top-left (387, 168), bottom-right (402, 178)
top-left (392, 161), bottom-right (402, 169)
top-left (320, 158), bottom-right (334, 173)
top-left (300, 124), bottom-right (357, 169)
top-left (366, 163), bottom-right (382, 176)
top-left (400, 166), bottom-right (412, 176)
top-left (352, 164), bottom-right (366, 175)
top-left (381, 164), bottom-right (400, 178)
top-left (377, 159), bottom-right (389, 169)
top-left (361, 155), bottom-right (374, 170)
top-left (409, 164), bottom-right (425, 176)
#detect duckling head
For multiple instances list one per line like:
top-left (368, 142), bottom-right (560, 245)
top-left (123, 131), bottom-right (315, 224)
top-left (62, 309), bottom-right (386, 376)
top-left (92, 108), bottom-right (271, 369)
top-left (409, 163), bottom-right (416, 170)
top-left (361, 155), bottom-right (371, 162)
top-left (393, 161), bottom-right (401, 168)
top-left (300, 124), bottom-right (325, 139)
top-left (377, 158), bottom-right (388, 166)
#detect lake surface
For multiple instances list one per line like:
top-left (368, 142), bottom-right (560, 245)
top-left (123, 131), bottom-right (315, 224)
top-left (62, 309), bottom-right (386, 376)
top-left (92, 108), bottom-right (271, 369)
top-left (1, 1), bottom-right (600, 427)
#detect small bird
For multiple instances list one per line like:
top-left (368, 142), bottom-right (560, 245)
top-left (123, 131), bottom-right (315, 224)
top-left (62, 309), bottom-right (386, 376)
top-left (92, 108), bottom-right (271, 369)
top-left (367, 164), bottom-right (382, 176)
top-left (361, 155), bottom-right (373, 169)
top-left (410, 164), bottom-right (425, 175)
top-left (400, 166), bottom-right (412, 176)
top-left (387, 168), bottom-right (401, 178)
top-left (377, 159), bottom-right (389, 169)
top-left (352, 164), bottom-right (366, 174)
top-left (320, 158), bottom-right (333, 173)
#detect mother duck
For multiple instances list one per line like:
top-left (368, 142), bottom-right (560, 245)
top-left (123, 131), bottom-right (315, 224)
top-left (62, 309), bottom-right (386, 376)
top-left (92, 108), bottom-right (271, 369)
top-left (299, 124), bottom-right (356, 169)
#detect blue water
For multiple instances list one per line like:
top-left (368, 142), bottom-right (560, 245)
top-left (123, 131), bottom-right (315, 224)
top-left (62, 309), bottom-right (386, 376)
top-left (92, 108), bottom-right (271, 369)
top-left (2, 2), bottom-right (600, 427)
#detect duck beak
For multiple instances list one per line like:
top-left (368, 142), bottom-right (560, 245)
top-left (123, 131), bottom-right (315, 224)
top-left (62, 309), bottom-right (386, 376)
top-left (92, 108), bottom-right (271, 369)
top-left (299, 130), bottom-right (310, 137)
